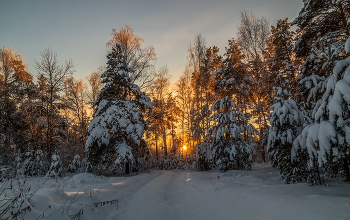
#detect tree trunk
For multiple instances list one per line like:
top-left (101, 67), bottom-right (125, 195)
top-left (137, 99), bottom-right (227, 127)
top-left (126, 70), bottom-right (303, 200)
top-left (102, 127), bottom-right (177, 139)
top-left (344, 157), bottom-right (350, 182)
top-left (163, 130), bottom-right (167, 156)
top-left (244, 108), bottom-right (248, 142)
top-left (125, 162), bottom-right (130, 174)
top-left (155, 139), bottom-right (158, 160)
top-left (339, 2), bottom-right (349, 36)
top-left (46, 104), bottom-right (52, 162)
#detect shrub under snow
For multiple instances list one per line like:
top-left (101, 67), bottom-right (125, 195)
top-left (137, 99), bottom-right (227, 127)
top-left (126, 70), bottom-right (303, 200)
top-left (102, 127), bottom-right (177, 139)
top-left (45, 152), bottom-right (63, 178)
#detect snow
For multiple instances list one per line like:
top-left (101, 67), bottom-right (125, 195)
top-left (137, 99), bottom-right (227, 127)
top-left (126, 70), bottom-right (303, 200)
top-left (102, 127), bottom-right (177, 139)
top-left (2, 164), bottom-right (349, 220)
top-left (115, 142), bottom-right (134, 164)
top-left (67, 155), bottom-right (81, 173)
top-left (329, 73), bottom-right (350, 125)
top-left (45, 153), bottom-right (63, 178)
top-left (207, 97), bottom-right (253, 170)
top-left (86, 100), bottom-right (145, 157)
top-left (345, 36), bottom-right (350, 54)
top-left (306, 124), bottom-right (320, 161)
top-left (268, 98), bottom-right (304, 159)
top-left (294, 36), bottom-right (350, 170)
top-left (318, 121), bottom-right (337, 162)
top-left (300, 75), bottom-right (326, 103)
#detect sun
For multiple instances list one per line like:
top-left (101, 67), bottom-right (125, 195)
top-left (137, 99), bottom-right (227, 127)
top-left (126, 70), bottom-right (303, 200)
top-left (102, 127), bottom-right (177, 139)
top-left (183, 145), bottom-right (187, 150)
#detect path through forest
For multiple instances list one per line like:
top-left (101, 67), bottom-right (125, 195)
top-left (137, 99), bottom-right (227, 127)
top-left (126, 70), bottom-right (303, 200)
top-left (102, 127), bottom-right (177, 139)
top-left (9, 163), bottom-right (350, 220)
top-left (115, 164), bottom-right (350, 220)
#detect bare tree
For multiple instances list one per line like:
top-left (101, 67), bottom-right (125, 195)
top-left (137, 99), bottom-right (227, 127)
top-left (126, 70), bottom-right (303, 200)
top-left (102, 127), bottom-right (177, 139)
top-left (147, 66), bottom-right (171, 156)
top-left (150, 66), bottom-right (170, 100)
top-left (188, 34), bottom-right (206, 73)
top-left (107, 25), bottom-right (157, 91)
top-left (174, 66), bottom-right (193, 145)
top-left (86, 71), bottom-right (102, 105)
top-left (236, 11), bottom-right (272, 160)
top-left (187, 33), bottom-right (207, 115)
top-left (64, 76), bottom-right (89, 152)
top-left (237, 11), bottom-right (270, 62)
top-left (35, 48), bottom-right (74, 160)
top-left (187, 34), bottom-right (214, 146)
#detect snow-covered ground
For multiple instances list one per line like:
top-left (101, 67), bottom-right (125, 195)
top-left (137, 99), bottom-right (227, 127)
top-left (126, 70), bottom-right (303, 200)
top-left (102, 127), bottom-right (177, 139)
top-left (2, 163), bottom-right (350, 220)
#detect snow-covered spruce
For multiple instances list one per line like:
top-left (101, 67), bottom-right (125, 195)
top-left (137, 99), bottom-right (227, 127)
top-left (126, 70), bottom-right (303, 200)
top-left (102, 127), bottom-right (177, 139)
top-left (201, 96), bottom-right (254, 171)
top-left (267, 85), bottom-right (305, 183)
top-left (15, 150), bottom-right (47, 177)
top-left (196, 142), bottom-right (211, 171)
top-left (85, 44), bottom-right (152, 174)
top-left (67, 154), bottom-right (81, 173)
top-left (45, 152), bottom-right (63, 178)
top-left (292, 37), bottom-right (350, 182)
top-left (292, 0), bottom-right (347, 125)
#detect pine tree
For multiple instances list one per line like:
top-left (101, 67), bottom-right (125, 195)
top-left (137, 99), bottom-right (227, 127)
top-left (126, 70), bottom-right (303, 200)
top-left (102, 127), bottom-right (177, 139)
top-left (196, 142), bottom-right (211, 171)
top-left (293, 37), bottom-right (350, 181)
top-left (214, 39), bottom-right (248, 102)
top-left (15, 150), bottom-right (46, 177)
top-left (206, 96), bottom-right (254, 171)
top-left (85, 44), bottom-right (152, 174)
top-left (267, 76), bottom-right (305, 183)
top-left (290, 0), bottom-right (350, 182)
top-left (266, 19), bottom-right (307, 183)
top-left (268, 18), bottom-right (300, 95)
top-left (292, 0), bottom-right (349, 122)
top-left (292, 0), bottom-right (349, 59)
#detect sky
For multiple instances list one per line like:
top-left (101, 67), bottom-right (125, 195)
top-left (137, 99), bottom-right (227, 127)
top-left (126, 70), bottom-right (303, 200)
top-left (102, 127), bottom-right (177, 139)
top-left (0, 0), bottom-right (303, 85)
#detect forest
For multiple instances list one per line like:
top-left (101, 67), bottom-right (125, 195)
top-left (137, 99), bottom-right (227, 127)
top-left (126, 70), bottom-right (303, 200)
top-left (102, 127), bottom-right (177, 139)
top-left (1, 1), bottom-right (350, 184)
top-left (1, 1), bottom-right (350, 219)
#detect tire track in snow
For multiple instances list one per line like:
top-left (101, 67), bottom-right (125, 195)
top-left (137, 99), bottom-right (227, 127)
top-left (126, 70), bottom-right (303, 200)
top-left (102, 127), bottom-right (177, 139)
top-left (116, 170), bottom-right (189, 220)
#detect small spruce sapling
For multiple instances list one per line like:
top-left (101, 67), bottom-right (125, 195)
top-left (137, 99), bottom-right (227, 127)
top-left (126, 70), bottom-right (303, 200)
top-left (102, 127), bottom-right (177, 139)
top-left (67, 155), bottom-right (81, 173)
top-left (45, 152), bottom-right (63, 178)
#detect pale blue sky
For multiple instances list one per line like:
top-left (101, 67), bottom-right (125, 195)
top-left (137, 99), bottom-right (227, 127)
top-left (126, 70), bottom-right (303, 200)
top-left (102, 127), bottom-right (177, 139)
top-left (0, 0), bottom-right (303, 84)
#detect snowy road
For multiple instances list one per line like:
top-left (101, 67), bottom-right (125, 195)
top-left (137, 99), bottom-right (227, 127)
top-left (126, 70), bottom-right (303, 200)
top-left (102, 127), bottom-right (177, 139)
top-left (115, 165), bottom-right (350, 220)
top-left (118, 171), bottom-right (189, 219)
top-left (7, 163), bottom-right (350, 220)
